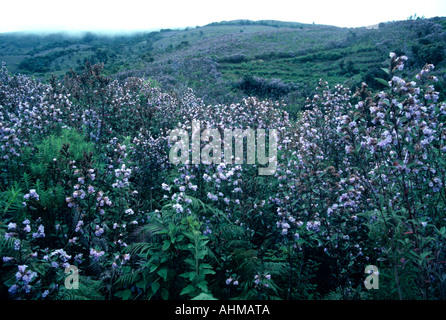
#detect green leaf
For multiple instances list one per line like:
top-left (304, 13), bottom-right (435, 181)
top-left (191, 292), bottom-right (218, 300)
top-left (136, 279), bottom-right (147, 290)
top-left (151, 281), bottom-right (160, 294)
top-left (160, 257), bottom-right (168, 264)
top-left (197, 281), bottom-right (208, 292)
top-left (184, 258), bottom-right (196, 266)
top-left (161, 288), bottom-right (169, 300)
top-left (162, 240), bottom-right (170, 251)
top-left (158, 267), bottom-right (168, 281)
top-left (381, 67), bottom-right (390, 75)
top-left (375, 77), bottom-right (390, 88)
top-left (114, 289), bottom-right (132, 300)
top-left (200, 269), bottom-right (215, 276)
top-left (180, 271), bottom-right (197, 281)
top-left (180, 285), bottom-right (195, 296)
top-left (149, 264), bottom-right (158, 273)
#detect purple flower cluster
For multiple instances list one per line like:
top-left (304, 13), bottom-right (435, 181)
top-left (8, 265), bottom-right (38, 296)
top-left (89, 248), bottom-right (105, 261)
top-left (23, 189), bottom-right (39, 201)
top-left (270, 53), bottom-right (446, 289)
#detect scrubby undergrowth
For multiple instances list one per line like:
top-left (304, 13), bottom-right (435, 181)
top-left (0, 53), bottom-right (445, 300)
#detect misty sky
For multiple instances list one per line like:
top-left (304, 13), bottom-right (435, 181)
top-left (1, 0), bottom-right (446, 33)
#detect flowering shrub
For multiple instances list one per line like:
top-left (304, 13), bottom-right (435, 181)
top-left (0, 53), bottom-right (445, 300)
top-left (269, 53), bottom-right (446, 299)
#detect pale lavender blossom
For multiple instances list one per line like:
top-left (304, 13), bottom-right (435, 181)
top-left (32, 225), bottom-right (45, 238)
top-left (207, 192), bottom-right (218, 201)
top-left (94, 226), bottom-right (104, 236)
top-left (89, 248), bottom-right (105, 261)
top-left (173, 203), bottom-right (184, 213)
top-left (87, 185), bottom-right (95, 194)
top-left (7, 222), bottom-right (17, 230)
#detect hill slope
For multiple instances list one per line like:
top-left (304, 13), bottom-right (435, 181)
top-left (1, 17), bottom-right (445, 111)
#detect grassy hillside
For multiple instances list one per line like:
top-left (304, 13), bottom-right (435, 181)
top-left (1, 17), bottom-right (446, 113)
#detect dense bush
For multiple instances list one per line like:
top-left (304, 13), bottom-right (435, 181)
top-left (235, 74), bottom-right (296, 100)
top-left (412, 43), bottom-right (445, 66)
top-left (219, 54), bottom-right (250, 64)
top-left (0, 52), bottom-right (445, 300)
top-left (18, 50), bottom-right (76, 73)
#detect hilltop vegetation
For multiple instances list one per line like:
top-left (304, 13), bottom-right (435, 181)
top-left (1, 17), bottom-right (446, 114)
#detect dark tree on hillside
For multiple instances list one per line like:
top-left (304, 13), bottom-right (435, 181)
top-left (361, 66), bottom-right (390, 90)
top-left (412, 43), bottom-right (445, 66)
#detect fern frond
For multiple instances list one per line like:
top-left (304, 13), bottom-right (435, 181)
top-left (125, 242), bottom-right (157, 257)
top-left (59, 276), bottom-right (105, 300)
top-left (262, 261), bottom-right (290, 277)
top-left (0, 184), bottom-right (23, 219)
top-left (323, 287), bottom-right (343, 300)
top-left (219, 223), bottom-right (246, 238)
top-left (187, 195), bottom-right (231, 223)
top-left (114, 270), bottom-right (142, 288)
top-left (0, 233), bottom-right (16, 253)
top-left (20, 172), bottom-right (32, 191)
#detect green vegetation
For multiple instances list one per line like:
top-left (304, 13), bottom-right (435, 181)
top-left (1, 17), bottom-right (446, 301)
top-left (1, 17), bottom-right (445, 111)
top-left (1, 51), bottom-right (445, 300)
